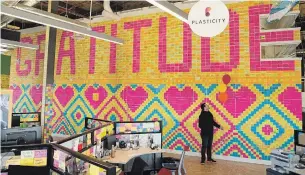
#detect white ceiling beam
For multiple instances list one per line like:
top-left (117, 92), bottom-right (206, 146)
top-left (1, 39), bottom-right (39, 50)
top-left (1, 4), bottom-right (124, 45)
top-left (145, 0), bottom-right (189, 23)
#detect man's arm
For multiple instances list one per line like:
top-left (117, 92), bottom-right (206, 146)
top-left (213, 119), bottom-right (221, 128)
top-left (211, 113), bottom-right (221, 128)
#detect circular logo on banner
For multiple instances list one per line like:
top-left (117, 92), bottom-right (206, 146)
top-left (188, 0), bottom-right (229, 37)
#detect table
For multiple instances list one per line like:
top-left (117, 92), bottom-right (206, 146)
top-left (285, 167), bottom-right (305, 175)
top-left (102, 147), bottom-right (164, 172)
top-left (102, 148), bottom-right (163, 164)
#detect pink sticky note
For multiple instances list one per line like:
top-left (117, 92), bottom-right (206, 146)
top-left (34, 150), bottom-right (47, 158)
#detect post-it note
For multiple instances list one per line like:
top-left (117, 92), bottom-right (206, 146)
top-left (20, 158), bottom-right (34, 166)
top-left (21, 150), bottom-right (34, 159)
top-left (53, 150), bottom-right (60, 160)
top-left (34, 158), bottom-right (47, 166)
top-left (6, 159), bottom-right (20, 168)
top-left (58, 160), bottom-right (66, 171)
top-left (89, 164), bottom-right (99, 175)
top-left (53, 160), bottom-right (59, 168)
top-left (59, 152), bottom-right (66, 161)
top-left (34, 150), bottom-right (47, 158)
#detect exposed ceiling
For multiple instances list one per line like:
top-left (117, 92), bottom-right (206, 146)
top-left (1, 0), bottom-right (180, 30)
top-left (1, 0), bottom-right (305, 30)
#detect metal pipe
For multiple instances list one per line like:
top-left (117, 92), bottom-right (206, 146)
top-left (1, 0), bottom-right (40, 28)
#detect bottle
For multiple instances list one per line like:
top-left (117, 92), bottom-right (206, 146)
top-left (111, 145), bottom-right (115, 158)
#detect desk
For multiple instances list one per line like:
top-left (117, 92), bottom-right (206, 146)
top-left (102, 148), bottom-right (163, 164)
top-left (102, 148), bottom-right (163, 172)
top-left (285, 167), bottom-right (305, 175)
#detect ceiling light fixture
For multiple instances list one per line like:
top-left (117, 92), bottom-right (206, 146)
top-left (1, 4), bottom-right (124, 44)
top-left (1, 39), bottom-right (39, 50)
top-left (0, 48), bottom-right (10, 52)
top-left (145, 0), bottom-right (188, 23)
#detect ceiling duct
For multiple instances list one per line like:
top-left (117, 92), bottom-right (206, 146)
top-left (1, 4), bottom-right (124, 44)
top-left (1, 0), bottom-right (40, 28)
top-left (102, 0), bottom-right (121, 20)
top-left (13, 3), bottom-right (90, 30)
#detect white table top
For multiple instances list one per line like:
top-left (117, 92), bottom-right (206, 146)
top-left (101, 147), bottom-right (163, 164)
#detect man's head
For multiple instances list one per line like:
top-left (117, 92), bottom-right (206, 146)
top-left (201, 103), bottom-right (209, 111)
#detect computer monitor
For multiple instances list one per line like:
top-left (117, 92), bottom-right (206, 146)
top-left (299, 132), bottom-right (305, 145)
top-left (11, 112), bottom-right (41, 127)
top-left (11, 114), bottom-right (21, 127)
top-left (103, 135), bottom-right (116, 150)
top-left (1, 126), bottom-right (42, 146)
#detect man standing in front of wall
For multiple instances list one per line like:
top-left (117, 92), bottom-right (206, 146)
top-left (199, 103), bottom-right (223, 165)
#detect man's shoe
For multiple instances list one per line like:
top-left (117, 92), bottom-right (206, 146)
top-left (200, 160), bottom-right (205, 165)
top-left (207, 159), bottom-right (217, 163)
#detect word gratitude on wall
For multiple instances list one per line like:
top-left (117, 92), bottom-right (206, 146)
top-left (15, 4), bottom-right (297, 77)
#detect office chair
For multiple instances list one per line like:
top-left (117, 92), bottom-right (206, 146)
top-left (129, 157), bottom-right (148, 175)
top-left (162, 151), bottom-right (186, 175)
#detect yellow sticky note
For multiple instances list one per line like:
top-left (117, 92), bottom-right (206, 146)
top-left (89, 164), bottom-right (99, 175)
top-left (20, 158), bottom-right (34, 166)
top-left (6, 159), bottom-right (20, 168)
top-left (34, 158), bottom-right (47, 166)
top-left (93, 93), bottom-right (99, 101)
top-left (99, 167), bottom-right (106, 174)
top-left (100, 128), bottom-right (107, 138)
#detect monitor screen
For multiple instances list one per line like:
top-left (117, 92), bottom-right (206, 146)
top-left (104, 135), bottom-right (116, 150)
top-left (11, 115), bottom-right (20, 127)
top-left (296, 145), bottom-right (305, 156)
top-left (299, 132), bottom-right (305, 145)
top-left (1, 126), bottom-right (41, 146)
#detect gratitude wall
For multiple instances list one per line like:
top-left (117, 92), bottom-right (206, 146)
top-left (8, 2), bottom-right (302, 161)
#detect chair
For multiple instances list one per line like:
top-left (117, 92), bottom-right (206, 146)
top-left (129, 157), bottom-right (148, 175)
top-left (162, 151), bottom-right (186, 175)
